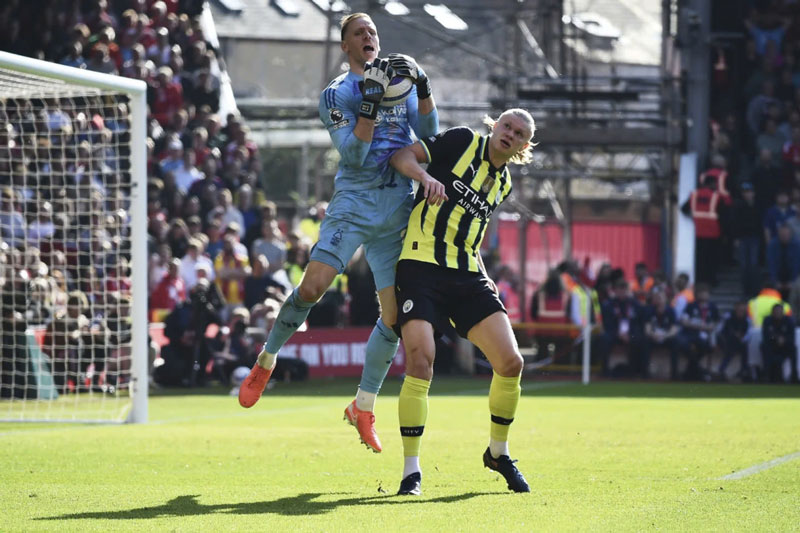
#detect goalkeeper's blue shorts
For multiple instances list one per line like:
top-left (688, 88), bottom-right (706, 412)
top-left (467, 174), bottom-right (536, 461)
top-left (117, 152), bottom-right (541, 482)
top-left (310, 187), bottom-right (413, 291)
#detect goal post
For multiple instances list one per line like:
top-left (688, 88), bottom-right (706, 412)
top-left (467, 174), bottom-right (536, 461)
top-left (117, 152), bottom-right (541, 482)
top-left (0, 51), bottom-right (148, 423)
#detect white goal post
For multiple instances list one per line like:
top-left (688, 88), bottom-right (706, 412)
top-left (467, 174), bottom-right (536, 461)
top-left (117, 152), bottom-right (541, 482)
top-left (0, 51), bottom-right (148, 423)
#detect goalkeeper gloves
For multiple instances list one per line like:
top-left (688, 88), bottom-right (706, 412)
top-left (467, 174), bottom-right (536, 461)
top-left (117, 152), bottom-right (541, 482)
top-left (388, 53), bottom-right (432, 100)
top-left (359, 58), bottom-right (394, 120)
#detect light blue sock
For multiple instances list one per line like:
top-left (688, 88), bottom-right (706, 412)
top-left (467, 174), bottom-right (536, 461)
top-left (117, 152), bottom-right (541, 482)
top-left (264, 288), bottom-right (316, 354)
top-left (359, 318), bottom-right (400, 394)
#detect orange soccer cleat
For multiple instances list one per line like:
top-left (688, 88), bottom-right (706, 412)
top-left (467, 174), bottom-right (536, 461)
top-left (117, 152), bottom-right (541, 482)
top-left (343, 400), bottom-right (382, 453)
top-left (238, 363), bottom-right (273, 408)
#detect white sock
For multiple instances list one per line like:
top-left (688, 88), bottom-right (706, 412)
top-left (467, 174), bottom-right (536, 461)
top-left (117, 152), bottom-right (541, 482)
top-left (489, 439), bottom-right (510, 459)
top-left (355, 388), bottom-right (377, 411)
top-left (257, 347), bottom-right (277, 370)
top-left (403, 456), bottom-right (421, 478)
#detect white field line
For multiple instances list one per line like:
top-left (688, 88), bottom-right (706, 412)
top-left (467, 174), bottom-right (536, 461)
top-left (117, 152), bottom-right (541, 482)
top-left (719, 451), bottom-right (800, 480)
top-left (0, 404), bottom-right (328, 437)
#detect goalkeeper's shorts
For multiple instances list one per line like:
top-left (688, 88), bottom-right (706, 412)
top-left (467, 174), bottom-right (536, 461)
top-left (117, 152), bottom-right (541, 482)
top-left (310, 188), bottom-right (413, 291)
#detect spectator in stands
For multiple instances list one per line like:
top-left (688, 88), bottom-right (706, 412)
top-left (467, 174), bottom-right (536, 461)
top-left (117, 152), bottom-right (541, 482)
top-left (298, 201), bottom-right (326, 245)
top-left (60, 41), bottom-right (87, 69)
top-left (151, 66), bottom-right (183, 127)
top-left (214, 233), bottom-right (249, 318)
top-left (235, 184), bottom-right (260, 244)
top-left (44, 290), bottom-right (91, 393)
top-left (495, 265), bottom-right (522, 323)
top-left (251, 218), bottom-right (287, 275)
top-left (159, 136), bottom-right (184, 176)
top-left (0, 187), bottom-right (26, 248)
top-left (218, 188), bottom-right (244, 239)
top-left (747, 80), bottom-right (779, 138)
top-left (86, 43), bottom-right (118, 75)
top-left (190, 68), bottom-right (221, 112)
top-left (211, 306), bottom-right (255, 384)
top-left (752, 148), bottom-right (783, 213)
top-left (766, 223), bottom-right (800, 298)
top-left (677, 283), bottom-right (720, 381)
top-left (718, 301), bottom-right (751, 381)
top-left (763, 189), bottom-right (796, 243)
top-left (173, 148), bottom-right (202, 194)
top-left (699, 153), bottom-right (731, 202)
top-left (744, 12), bottom-right (790, 59)
top-left (757, 117), bottom-right (786, 163)
top-left (630, 262), bottom-right (653, 304)
top-left (160, 277), bottom-right (220, 387)
top-left (760, 303), bottom-right (798, 383)
top-left (179, 237), bottom-right (214, 290)
top-left (283, 241), bottom-right (310, 288)
top-left (598, 280), bottom-right (641, 377)
top-left (204, 219), bottom-right (223, 260)
top-left (150, 257), bottom-right (186, 313)
top-left (243, 254), bottom-right (286, 310)
top-left (166, 217), bottom-right (190, 258)
top-left (641, 291), bottom-right (679, 380)
top-left (0, 273), bottom-right (31, 398)
top-left (731, 182), bottom-right (763, 297)
top-left (682, 176), bottom-right (728, 285)
top-left (782, 126), bottom-right (800, 176)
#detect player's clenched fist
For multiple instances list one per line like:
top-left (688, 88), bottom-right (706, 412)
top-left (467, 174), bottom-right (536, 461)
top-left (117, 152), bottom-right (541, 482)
top-left (420, 173), bottom-right (448, 206)
top-left (359, 58), bottom-right (394, 120)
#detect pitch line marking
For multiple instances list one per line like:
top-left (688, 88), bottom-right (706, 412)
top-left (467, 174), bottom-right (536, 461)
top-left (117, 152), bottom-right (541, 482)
top-left (0, 404), bottom-right (327, 436)
top-left (719, 451), bottom-right (800, 480)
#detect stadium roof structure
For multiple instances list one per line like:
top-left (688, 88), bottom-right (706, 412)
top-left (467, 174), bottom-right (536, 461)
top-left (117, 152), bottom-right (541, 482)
top-left (209, 0), bottom-right (337, 41)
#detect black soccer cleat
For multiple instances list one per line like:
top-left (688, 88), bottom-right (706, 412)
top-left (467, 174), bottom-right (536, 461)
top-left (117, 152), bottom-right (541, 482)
top-left (397, 472), bottom-right (422, 495)
top-left (482, 447), bottom-right (530, 493)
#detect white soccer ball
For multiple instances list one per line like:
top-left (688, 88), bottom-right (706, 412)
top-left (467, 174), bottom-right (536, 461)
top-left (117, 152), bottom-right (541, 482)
top-left (231, 365), bottom-right (251, 386)
top-left (381, 75), bottom-right (414, 107)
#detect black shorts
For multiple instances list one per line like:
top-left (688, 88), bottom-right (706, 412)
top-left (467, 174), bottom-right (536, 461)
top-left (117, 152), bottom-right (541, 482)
top-left (395, 259), bottom-right (506, 338)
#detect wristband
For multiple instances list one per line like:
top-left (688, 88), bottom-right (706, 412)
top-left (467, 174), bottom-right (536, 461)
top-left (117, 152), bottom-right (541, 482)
top-left (416, 75), bottom-right (432, 100)
top-left (359, 100), bottom-right (378, 120)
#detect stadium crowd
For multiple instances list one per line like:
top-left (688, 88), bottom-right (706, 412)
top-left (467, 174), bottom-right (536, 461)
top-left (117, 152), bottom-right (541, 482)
top-left (0, 0), bottom-right (378, 394)
top-left (528, 256), bottom-right (797, 383)
top-left (2, 1), bottom-right (798, 395)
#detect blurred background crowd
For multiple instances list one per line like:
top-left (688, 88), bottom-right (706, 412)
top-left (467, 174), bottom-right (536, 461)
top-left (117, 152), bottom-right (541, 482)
top-left (1, 0), bottom-right (798, 395)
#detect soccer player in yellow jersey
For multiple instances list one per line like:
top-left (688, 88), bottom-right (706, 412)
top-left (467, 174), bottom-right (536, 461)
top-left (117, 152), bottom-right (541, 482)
top-left (388, 108), bottom-right (536, 495)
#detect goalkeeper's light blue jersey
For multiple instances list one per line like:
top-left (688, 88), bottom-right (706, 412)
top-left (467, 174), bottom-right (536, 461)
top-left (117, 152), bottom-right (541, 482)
top-left (319, 70), bottom-right (438, 193)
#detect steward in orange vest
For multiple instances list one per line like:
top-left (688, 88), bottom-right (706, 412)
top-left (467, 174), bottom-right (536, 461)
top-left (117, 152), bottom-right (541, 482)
top-left (686, 182), bottom-right (723, 238)
top-left (698, 155), bottom-right (730, 203)
top-left (531, 271), bottom-right (571, 337)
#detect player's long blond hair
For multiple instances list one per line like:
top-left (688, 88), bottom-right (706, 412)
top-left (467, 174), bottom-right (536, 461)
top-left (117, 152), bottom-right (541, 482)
top-left (483, 108), bottom-right (537, 165)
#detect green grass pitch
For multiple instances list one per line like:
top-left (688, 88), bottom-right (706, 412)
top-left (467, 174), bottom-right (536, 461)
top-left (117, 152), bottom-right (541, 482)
top-left (1, 379), bottom-right (799, 532)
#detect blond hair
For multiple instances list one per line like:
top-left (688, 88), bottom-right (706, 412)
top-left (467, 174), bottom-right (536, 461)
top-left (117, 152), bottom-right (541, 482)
top-left (340, 13), bottom-right (372, 41)
top-left (482, 108), bottom-right (537, 165)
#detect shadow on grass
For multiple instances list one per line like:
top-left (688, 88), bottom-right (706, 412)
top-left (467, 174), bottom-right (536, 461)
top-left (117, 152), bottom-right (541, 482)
top-left (37, 492), bottom-right (499, 521)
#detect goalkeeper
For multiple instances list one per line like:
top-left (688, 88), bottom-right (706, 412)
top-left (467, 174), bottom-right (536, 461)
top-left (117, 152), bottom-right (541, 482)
top-left (389, 109), bottom-right (536, 495)
top-left (238, 12), bottom-right (446, 454)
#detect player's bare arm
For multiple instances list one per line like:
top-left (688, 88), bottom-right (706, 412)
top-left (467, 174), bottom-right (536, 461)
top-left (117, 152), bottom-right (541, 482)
top-left (390, 142), bottom-right (448, 205)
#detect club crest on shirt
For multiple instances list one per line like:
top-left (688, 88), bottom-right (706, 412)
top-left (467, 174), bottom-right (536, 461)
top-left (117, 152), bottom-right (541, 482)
top-left (403, 299), bottom-right (414, 313)
top-left (331, 229), bottom-right (343, 246)
top-left (481, 176), bottom-right (495, 193)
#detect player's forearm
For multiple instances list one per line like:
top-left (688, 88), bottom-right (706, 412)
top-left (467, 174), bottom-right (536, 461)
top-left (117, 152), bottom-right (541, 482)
top-left (415, 102), bottom-right (438, 138)
top-left (390, 147), bottom-right (427, 183)
top-left (337, 118), bottom-right (373, 167)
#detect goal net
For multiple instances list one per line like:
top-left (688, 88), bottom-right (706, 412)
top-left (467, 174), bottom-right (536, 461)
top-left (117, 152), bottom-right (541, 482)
top-left (0, 51), bottom-right (148, 423)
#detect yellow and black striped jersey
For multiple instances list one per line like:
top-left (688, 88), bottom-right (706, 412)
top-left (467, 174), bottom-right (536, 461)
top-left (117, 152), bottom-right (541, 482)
top-left (399, 127), bottom-right (512, 272)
